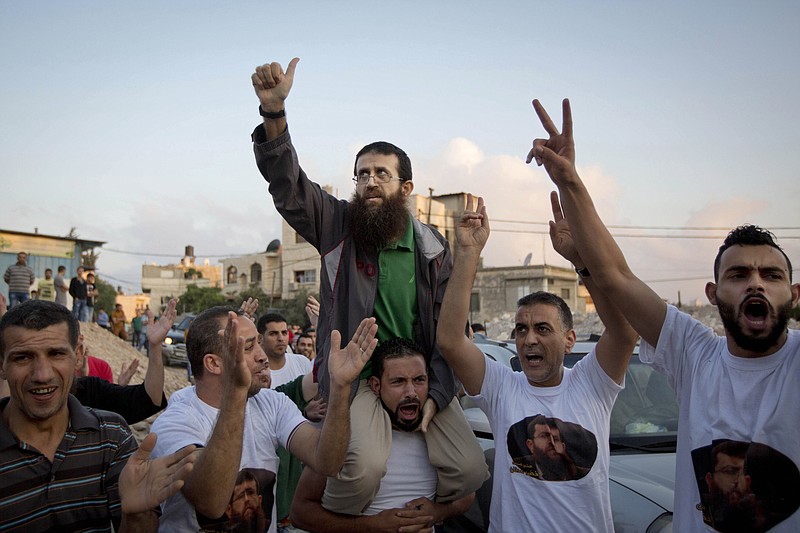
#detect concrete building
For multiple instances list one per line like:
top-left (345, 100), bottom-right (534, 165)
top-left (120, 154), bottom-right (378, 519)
top-left (221, 240), bottom-right (282, 302)
top-left (468, 262), bottom-right (580, 327)
top-left (141, 246), bottom-right (222, 311)
top-left (0, 228), bottom-right (104, 301)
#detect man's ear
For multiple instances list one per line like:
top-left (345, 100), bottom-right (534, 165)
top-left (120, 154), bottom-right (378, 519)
top-left (402, 180), bottom-right (414, 196)
top-left (204, 353), bottom-right (223, 376)
top-left (369, 376), bottom-right (381, 397)
top-left (564, 329), bottom-right (577, 354)
top-left (74, 342), bottom-right (85, 371)
top-left (705, 282), bottom-right (718, 305)
top-left (791, 283), bottom-right (800, 308)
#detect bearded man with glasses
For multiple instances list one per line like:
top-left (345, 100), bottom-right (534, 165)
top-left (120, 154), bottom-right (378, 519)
top-left (250, 57), bottom-right (486, 519)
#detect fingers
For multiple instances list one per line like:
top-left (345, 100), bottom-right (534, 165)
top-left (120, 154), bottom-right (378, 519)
top-left (476, 196), bottom-right (490, 231)
top-left (561, 98), bottom-right (573, 140)
top-left (353, 318), bottom-right (379, 359)
top-left (532, 99), bottom-right (559, 136)
top-left (285, 57), bottom-right (300, 81)
top-left (253, 62), bottom-right (284, 89)
top-left (137, 432), bottom-right (157, 457)
top-left (549, 191), bottom-right (564, 222)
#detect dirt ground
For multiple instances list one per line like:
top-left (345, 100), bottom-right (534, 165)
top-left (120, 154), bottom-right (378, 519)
top-left (80, 322), bottom-right (191, 441)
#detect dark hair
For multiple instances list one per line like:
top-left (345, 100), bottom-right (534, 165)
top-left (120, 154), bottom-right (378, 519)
top-left (517, 292), bottom-right (574, 331)
top-left (714, 225), bottom-right (793, 282)
top-left (0, 300), bottom-right (80, 359)
top-left (471, 322), bottom-right (486, 333)
top-left (57, 265), bottom-right (66, 273)
top-left (234, 469), bottom-right (260, 491)
top-left (354, 141), bottom-right (412, 182)
top-left (186, 306), bottom-right (242, 379)
top-left (371, 338), bottom-right (430, 379)
top-left (711, 440), bottom-right (749, 467)
top-left (526, 415), bottom-right (557, 438)
top-left (45, 268), bottom-right (53, 274)
top-left (297, 333), bottom-right (314, 343)
top-left (256, 312), bottom-right (287, 334)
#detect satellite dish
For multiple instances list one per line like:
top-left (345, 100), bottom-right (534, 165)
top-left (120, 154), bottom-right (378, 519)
top-left (523, 252), bottom-right (532, 267)
top-left (266, 239), bottom-right (281, 253)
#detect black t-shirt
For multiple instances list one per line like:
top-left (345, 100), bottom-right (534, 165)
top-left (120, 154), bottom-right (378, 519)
top-left (72, 377), bottom-right (167, 424)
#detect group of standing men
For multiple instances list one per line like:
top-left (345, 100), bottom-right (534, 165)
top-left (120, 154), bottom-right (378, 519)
top-left (1, 56), bottom-right (797, 533)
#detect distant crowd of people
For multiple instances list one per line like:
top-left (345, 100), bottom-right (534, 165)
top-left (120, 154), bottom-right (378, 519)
top-left (0, 58), bottom-right (797, 533)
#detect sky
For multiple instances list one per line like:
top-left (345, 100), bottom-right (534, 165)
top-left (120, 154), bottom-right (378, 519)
top-left (2, 1), bottom-right (798, 305)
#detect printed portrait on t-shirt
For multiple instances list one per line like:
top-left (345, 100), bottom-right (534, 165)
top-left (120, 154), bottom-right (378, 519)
top-left (691, 440), bottom-right (800, 533)
top-left (197, 467), bottom-right (276, 533)
top-left (507, 415), bottom-right (597, 481)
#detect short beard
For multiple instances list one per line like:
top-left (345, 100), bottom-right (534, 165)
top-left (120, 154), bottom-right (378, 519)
top-left (348, 188), bottom-right (410, 251)
top-left (716, 297), bottom-right (790, 354)
top-left (380, 398), bottom-right (421, 432)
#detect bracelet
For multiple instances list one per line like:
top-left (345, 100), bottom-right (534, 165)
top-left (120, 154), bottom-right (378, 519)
top-left (575, 266), bottom-right (590, 278)
top-left (259, 106), bottom-right (285, 119)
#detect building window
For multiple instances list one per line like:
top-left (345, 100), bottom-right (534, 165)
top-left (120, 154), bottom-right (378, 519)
top-left (227, 266), bottom-right (238, 284)
top-left (294, 269), bottom-right (317, 283)
top-left (470, 292), bottom-right (481, 312)
top-left (561, 288), bottom-right (570, 300)
top-left (517, 285), bottom-right (531, 301)
top-left (239, 273), bottom-right (247, 286)
top-left (295, 232), bottom-right (307, 244)
top-left (251, 263), bottom-right (262, 284)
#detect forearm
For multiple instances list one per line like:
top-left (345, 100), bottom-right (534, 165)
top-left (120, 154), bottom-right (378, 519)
top-left (261, 102), bottom-right (287, 142)
top-left (292, 499), bottom-right (376, 533)
top-left (436, 247), bottom-right (485, 395)
top-left (432, 493), bottom-right (475, 523)
top-left (579, 274), bottom-right (636, 344)
top-left (182, 387), bottom-right (247, 517)
top-left (119, 511), bottom-right (158, 533)
top-left (311, 382), bottom-right (351, 475)
top-left (143, 341), bottom-right (165, 406)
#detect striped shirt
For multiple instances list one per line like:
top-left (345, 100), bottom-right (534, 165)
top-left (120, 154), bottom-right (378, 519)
top-left (0, 395), bottom-right (138, 532)
top-left (3, 264), bottom-right (34, 294)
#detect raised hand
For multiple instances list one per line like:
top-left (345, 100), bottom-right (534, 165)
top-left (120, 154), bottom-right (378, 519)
top-left (118, 358), bottom-right (140, 386)
top-left (146, 299), bottom-right (177, 346)
top-left (418, 398), bottom-right (437, 433)
top-left (526, 99), bottom-right (577, 186)
top-left (239, 297), bottom-right (259, 321)
top-left (327, 317), bottom-right (378, 388)
top-left (119, 433), bottom-right (197, 514)
top-left (219, 312), bottom-right (250, 392)
top-left (251, 58), bottom-right (300, 112)
top-left (548, 191), bottom-right (583, 267)
top-left (305, 295), bottom-right (320, 329)
top-left (303, 395), bottom-right (327, 422)
top-left (456, 194), bottom-right (490, 251)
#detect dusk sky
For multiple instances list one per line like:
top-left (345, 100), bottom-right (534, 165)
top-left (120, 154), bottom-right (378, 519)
top-left (2, 1), bottom-right (798, 304)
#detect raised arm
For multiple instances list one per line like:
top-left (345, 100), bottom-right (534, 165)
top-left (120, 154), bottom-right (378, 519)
top-left (181, 312), bottom-right (250, 518)
top-left (548, 192), bottom-right (638, 383)
top-left (528, 99), bottom-right (667, 348)
top-left (288, 317), bottom-right (378, 476)
top-left (140, 299), bottom-right (177, 407)
top-left (252, 57), bottom-right (299, 141)
top-left (436, 194), bottom-right (492, 396)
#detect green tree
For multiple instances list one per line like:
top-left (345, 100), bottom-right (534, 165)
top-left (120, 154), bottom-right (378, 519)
top-left (95, 277), bottom-right (117, 317)
top-left (177, 285), bottom-right (226, 314)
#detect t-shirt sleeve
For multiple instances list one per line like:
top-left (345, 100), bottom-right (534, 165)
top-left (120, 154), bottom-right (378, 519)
top-left (151, 403), bottom-right (210, 458)
top-left (572, 348), bottom-right (624, 412)
top-left (271, 392), bottom-right (308, 450)
top-left (639, 304), bottom-right (717, 391)
top-left (471, 355), bottom-right (505, 409)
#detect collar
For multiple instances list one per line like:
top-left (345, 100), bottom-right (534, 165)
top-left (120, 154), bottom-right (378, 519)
top-left (0, 395), bottom-right (100, 451)
top-left (384, 215), bottom-right (415, 252)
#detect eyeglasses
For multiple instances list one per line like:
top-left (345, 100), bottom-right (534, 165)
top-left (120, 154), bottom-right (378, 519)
top-left (352, 170), bottom-right (404, 185)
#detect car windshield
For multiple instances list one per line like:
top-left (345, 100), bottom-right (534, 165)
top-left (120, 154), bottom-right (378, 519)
top-left (566, 351), bottom-right (678, 452)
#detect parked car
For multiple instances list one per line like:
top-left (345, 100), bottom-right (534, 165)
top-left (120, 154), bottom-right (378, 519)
top-left (445, 340), bottom-right (677, 533)
top-left (161, 313), bottom-right (195, 366)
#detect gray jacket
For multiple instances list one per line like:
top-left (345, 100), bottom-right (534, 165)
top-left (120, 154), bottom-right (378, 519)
top-left (252, 127), bottom-right (456, 409)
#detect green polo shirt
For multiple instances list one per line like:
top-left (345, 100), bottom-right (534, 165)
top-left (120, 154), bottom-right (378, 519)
top-left (361, 216), bottom-right (418, 378)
